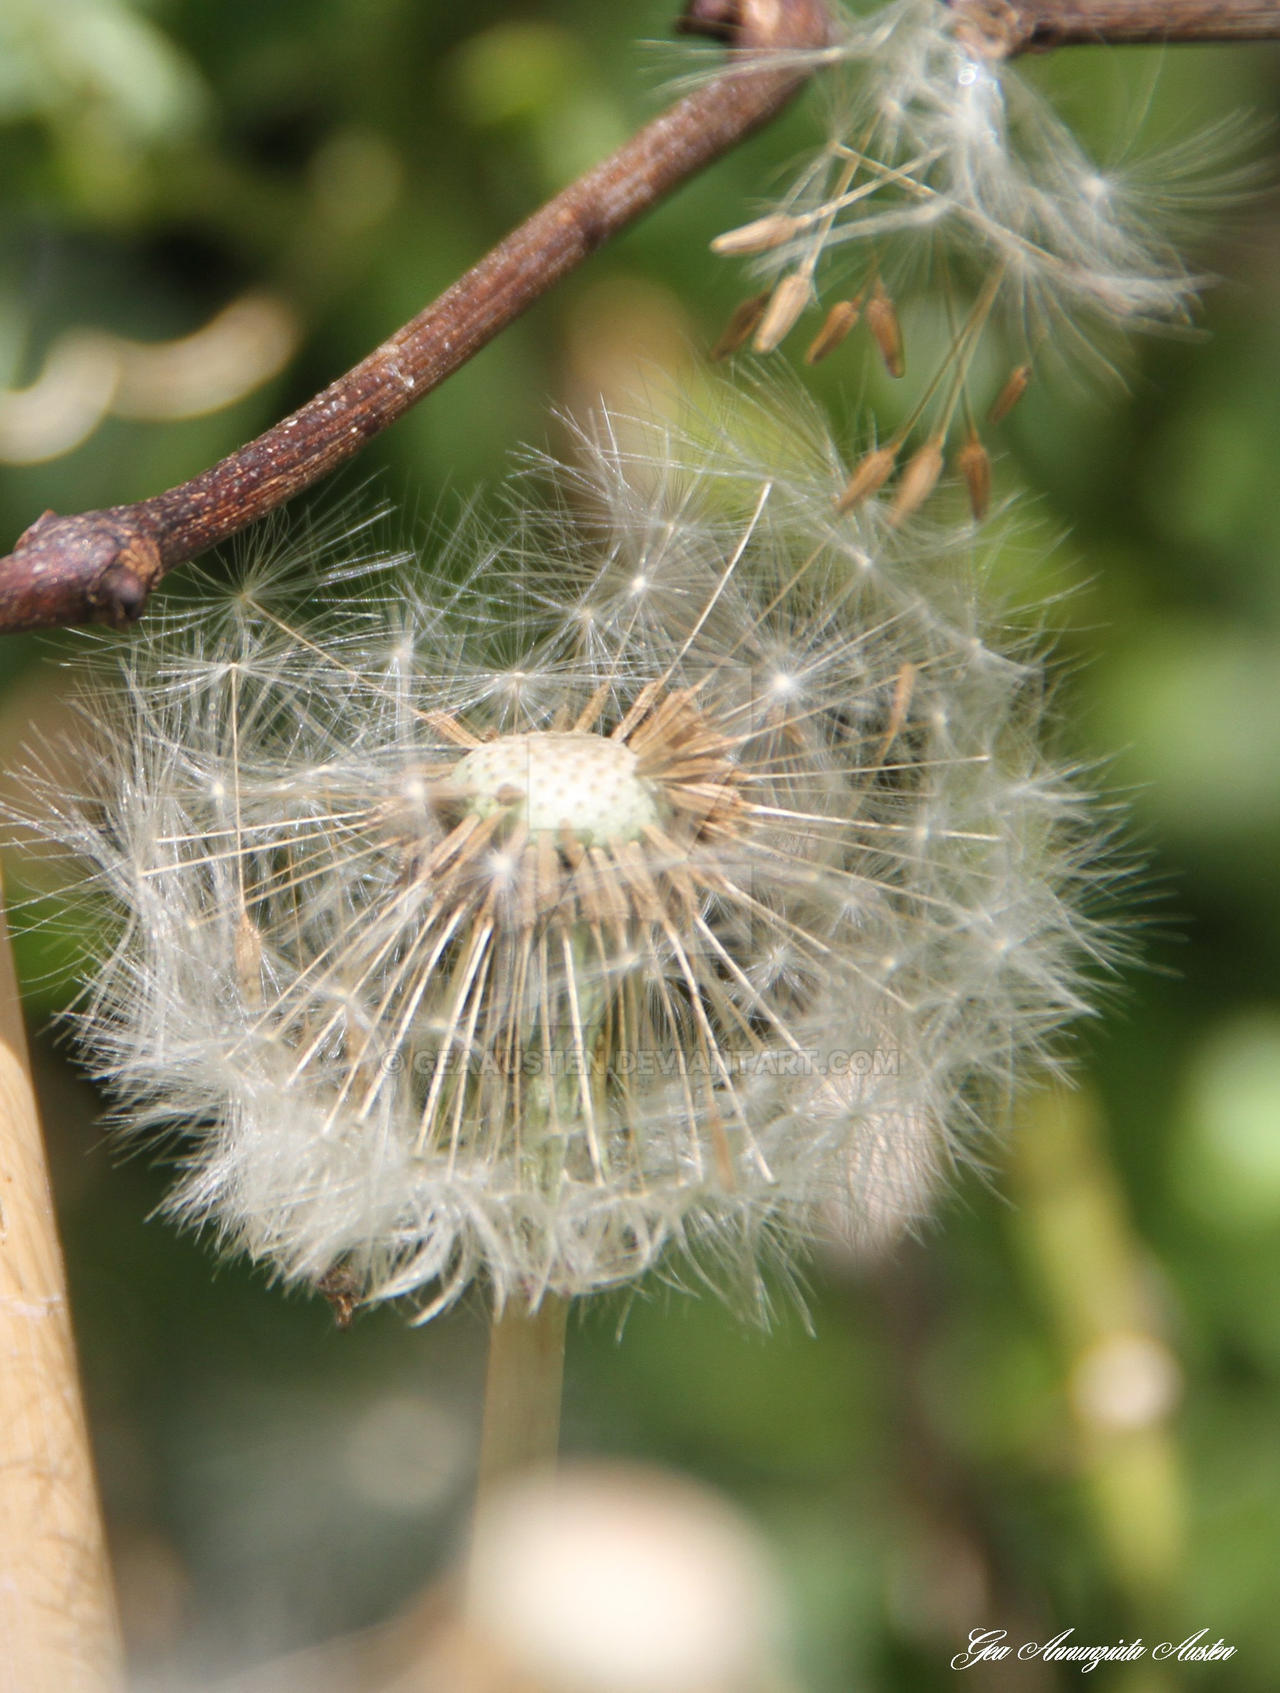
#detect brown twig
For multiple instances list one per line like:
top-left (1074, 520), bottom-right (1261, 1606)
top-left (0, 0), bottom-right (834, 636)
top-left (951, 0), bottom-right (1280, 54)
top-left (2, 0), bottom-right (1276, 634)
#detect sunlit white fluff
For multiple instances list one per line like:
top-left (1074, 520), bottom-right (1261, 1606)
top-left (18, 383), bottom-right (1112, 1319)
top-left (712, 0), bottom-right (1215, 362)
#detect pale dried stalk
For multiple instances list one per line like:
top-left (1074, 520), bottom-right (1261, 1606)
top-left (467, 1295), bottom-right (570, 1624)
top-left (474, 1297), bottom-right (570, 1502)
top-left (0, 882), bottom-right (123, 1693)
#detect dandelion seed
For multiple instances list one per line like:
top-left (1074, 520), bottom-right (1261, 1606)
top-left (710, 213), bottom-right (804, 257)
top-left (865, 280), bottom-right (905, 377)
top-left (989, 361), bottom-right (1032, 424)
top-left (710, 293), bottom-right (771, 361)
top-left (804, 296), bottom-right (862, 364)
top-left (956, 433), bottom-right (992, 522)
top-left (13, 383), bottom-right (1115, 1321)
top-left (835, 442), bottom-right (897, 511)
top-left (889, 437), bottom-right (944, 524)
top-left (753, 273), bottom-right (811, 353)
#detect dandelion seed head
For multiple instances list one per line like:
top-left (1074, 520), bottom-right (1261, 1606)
top-left (12, 382), bottom-right (1118, 1321)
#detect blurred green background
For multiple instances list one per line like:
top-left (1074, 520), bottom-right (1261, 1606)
top-left (0, 2), bottom-right (1278, 1688)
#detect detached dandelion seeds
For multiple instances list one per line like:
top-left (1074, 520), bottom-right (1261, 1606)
top-left (709, 0), bottom-right (1245, 515)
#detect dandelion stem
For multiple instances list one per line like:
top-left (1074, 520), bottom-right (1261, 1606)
top-left (0, 0), bottom-right (834, 637)
top-left (1011, 1082), bottom-right (1185, 1617)
top-left (468, 1293), bottom-right (570, 1619)
top-left (475, 1294), bottom-right (570, 1495)
top-left (0, 877), bottom-right (125, 1692)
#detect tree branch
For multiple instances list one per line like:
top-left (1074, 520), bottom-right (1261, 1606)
top-left (953, 0), bottom-right (1280, 54)
top-left (0, 0), bottom-right (834, 636)
top-left (1, 0), bottom-right (1275, 634)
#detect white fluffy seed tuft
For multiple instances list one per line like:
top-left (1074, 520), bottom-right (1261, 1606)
top-left (9, 381), bottom-right (1121, 1322)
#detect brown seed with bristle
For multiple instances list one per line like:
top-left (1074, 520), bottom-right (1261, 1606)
top-left (753, 273), bottom-right (810, 354)
top-left (865, 282), bottom-right (904, 378)
top-left (956, 435), bottom-right (992, 523)
top-left (835, 444), bottom-right (896, 513)
top-left (889, 440), bottom-right (944, 526)
top-left (989, 363), bottom-right (1031, 424)
top-left (710, 293), bottom-right (770, 362)
top-left (234, 912), bottom-right (263, 1007)
top-left (804, 298), bottom-right (861, 365)
top-left (710, 213), bottom-right (803, 256)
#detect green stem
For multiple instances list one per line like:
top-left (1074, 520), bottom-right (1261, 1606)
top-left (1012, 1082), bottom-right (1186, 1638)
top-left (475, 1291), bottom-right (569, 1495)
top-left (467, 1292), bottom-right (570, 1617)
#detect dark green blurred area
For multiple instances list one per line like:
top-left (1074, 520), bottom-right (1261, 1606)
top-left (1, 2), bottom-right (1278, 1688)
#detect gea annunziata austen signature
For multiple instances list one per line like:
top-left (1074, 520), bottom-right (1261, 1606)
top-left (952, 1626), bottom-right (1237, 1673)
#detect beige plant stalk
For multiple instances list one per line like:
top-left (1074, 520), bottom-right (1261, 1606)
top-left (0, 881), bottom-right (123, 1693)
